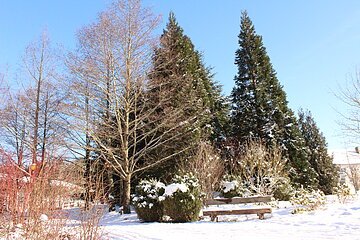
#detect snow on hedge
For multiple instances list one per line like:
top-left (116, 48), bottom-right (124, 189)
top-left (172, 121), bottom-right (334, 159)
top-left (221, 180), bottom-right (238, 193)
top-left (132, 179), bottom-right (165, 209)
top-left (163, 183), bottom-right (188, 197)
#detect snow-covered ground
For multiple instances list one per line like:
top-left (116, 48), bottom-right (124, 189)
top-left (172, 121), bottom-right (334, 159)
top-left (2, 195), bottom-right (359, 239)
top-left (100, 195), bottom-right (360, 240)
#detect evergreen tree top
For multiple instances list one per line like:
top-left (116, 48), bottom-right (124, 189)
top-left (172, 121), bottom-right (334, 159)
top-left (168, 11), bottom-right (178, 27)
top-left (162, 12), bottom-right (187, 43)
top-left (298, 109), bottom-right (329, 149)
top-left (238, 11), bottom-right (257, 42)
top-left (232, 11), bottom-right (288, 118)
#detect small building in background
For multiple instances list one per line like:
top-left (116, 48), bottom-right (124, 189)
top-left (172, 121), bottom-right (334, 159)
top-left (331, 148), bottom-right (360, 193)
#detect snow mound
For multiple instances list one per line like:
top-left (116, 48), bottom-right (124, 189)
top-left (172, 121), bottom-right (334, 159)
top-left (163, 183), bottom-right (188, 196)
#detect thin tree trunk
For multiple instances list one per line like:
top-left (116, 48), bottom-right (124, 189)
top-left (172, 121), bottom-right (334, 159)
top-left (84, 145), bottom-right (91, 210)
top-left (41, 92), bottom-right (49, 164)
top-left (110, 173), bottom-right (121, 211)
top-left (84, 92), bottom-right (91, 210)
top-left (31, 43), bottom-right (45, 165)
top-left (32, 77), bottom-right (41, 164)
top-left (121, 174), bottom-right (131, 214)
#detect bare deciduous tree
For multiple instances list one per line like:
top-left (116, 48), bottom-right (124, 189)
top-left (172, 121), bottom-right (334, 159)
top-left (0, 32), bottom-right (67, 169)
top-left (346, 165), bottom-right (360, 192)
top-left (0, 72), bottom-right (10, 143)
top-left (0, 72), bottom-right (7, 102)
top-left (68, 0), bottom-right (197, 213)
top-left (336, 72), bottom-right (360, 192)
top-left (0, 92), bottom-right (30, 165)
top-left (336, 71), bottom-right (360, 144)
top-left (23, 32), bottom-right (56, 165)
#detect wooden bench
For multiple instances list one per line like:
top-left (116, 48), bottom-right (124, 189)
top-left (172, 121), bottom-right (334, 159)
top-left (203, 195), bottom-right (272, 221)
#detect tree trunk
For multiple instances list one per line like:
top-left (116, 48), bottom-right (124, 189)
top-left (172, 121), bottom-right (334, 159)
top-left (84, 88), bottom-right (91, 210)
top-left (32, 75), bottom-right (41, 164)
top-left (109, 173), bottom-right (122, 211)
top-left (121, 174), bottom-right (131, 214)
top-left (84, 144), bottom-right (91, 210)
top-left (32, 44), bottom-right (45, 165)
top-left (40, 92), bottom-right (49, 164)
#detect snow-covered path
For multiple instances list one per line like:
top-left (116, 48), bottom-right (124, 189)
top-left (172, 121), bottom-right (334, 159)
top-left (100, 196), bottom-right (360, 240)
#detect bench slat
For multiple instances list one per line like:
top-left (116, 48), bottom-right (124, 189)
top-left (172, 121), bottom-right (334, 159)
top-left (203, 208), bottom-right (272, 216)
top-left (206, 195), bottom-right (272, 205)
top-left (203, 207), bottom-right (272, 221)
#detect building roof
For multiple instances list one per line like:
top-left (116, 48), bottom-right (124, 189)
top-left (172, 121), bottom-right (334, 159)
top-left (330, 149), bottom-right (360, 165)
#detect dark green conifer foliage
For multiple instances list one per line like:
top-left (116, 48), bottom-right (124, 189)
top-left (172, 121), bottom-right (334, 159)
top-left (282, 111), bottom-right (318, 187)
top-left (154, 12), bottom-right (227, 141)
top-left (230, 11), bottom-right (317, 187)
top-left (231, 11), bottom-right (286, 144)
top-left (298, 109), bottom-right (339, 194)
top-left (145, 12), bottom-right (228, 179)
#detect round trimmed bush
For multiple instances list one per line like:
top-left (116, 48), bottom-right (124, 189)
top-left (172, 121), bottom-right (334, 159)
top-left (132, 179), bottom-right (165, 222)
top-left (162, 174), bottom-right (203, 222)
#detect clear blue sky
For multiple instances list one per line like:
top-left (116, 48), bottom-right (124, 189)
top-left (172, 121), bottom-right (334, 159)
top-left (1, 0), bottom-right (360, 150)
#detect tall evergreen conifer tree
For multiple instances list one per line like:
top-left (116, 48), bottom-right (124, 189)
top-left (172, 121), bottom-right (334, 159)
top-left (230, 11), bottom-right (317, 187)
top-left (298, 109), bottom-right (339, 194)
top-left (146, 13), bottom-right (228, 179)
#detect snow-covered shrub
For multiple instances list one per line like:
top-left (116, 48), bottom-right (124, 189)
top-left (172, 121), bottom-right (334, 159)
top-left (132, 179), bottom-right (165, 222)
top-left (290, 187), bottom-right (326, 213)
top-left (220, 175), bottom-right (251, 198)
top-left (333, 183), bottom-right (352, 204)
top-left (272, 177), bottom-right (294, 201)
top-left (162, 173), bottom-right (203, 222)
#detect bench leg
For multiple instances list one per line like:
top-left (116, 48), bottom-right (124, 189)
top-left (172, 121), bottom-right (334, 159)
top-left (257, 213), bottom-right (265, 220)
top-left (210, 215), bottom-right (218, 222)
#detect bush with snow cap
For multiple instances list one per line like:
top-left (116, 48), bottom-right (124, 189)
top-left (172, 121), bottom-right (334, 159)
top-left (162, 173), bottom-right (203, 222)
top-left (220, 175), bottom-right (251, 198)
top-left (132, 179), bottom-right (165, 222)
